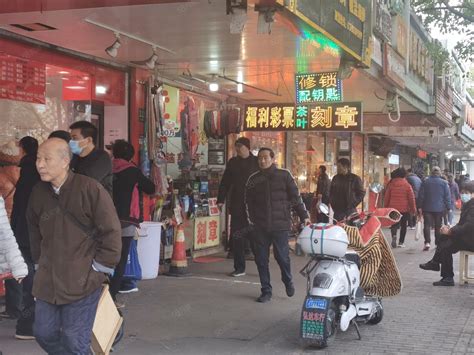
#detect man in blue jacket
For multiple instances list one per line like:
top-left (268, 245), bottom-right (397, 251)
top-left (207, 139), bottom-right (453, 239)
top-left (418, 166), bottom-right (451, 251)
top-left (406, 168), bottom-right (422, 228)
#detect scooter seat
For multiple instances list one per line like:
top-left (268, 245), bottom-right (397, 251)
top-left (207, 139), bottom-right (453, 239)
top-left (344, 252), bottom-right (361, 269)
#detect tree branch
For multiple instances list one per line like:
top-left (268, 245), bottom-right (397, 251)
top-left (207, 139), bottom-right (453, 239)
top-left (419, 5), bottom-right (471, 13)
top-left (439, 0), bottom-right (474, 23)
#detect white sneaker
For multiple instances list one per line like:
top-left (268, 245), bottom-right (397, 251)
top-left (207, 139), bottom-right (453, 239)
top-left (118, 287), bottom-right (139, 294)
top-left (423, 243), bottom-right (430, 251)
top-left (398, 243), bottom-right (406, 248)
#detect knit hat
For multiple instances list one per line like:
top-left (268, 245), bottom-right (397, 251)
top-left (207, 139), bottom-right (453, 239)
top-left (235, 137), bottom-right (251, 150)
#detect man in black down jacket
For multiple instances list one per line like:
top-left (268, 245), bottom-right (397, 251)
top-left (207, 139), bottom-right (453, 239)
top-left (217, 137), bottom-right (259, 277)
top-left (329, 158), bottom-right (366, 222)
top-left (419, 181), bottom-right (474, 286)
top-left (246, 148), bottom-right (310, 303)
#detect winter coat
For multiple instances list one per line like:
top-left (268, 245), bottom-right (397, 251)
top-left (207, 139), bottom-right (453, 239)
top-left (0, 165), bottom-right (20, 219)
top-left (417, 175), bottom-right (451, 213)
top-left (113, 159), bottom-right (156, 228)
top-left (383, 178), bottom-right (416, 214)
top-left (245, 165), bottom-right (309, 232)
top-left (406, 173), bottom-right (422, 199)
top-left (0, 197), bottom-right (27, 279)
top-left (217, 154), bottom-right (259, 217)
top-left (70, 148), bottom-right (113, 196)
top-left (329, 173), bottom-right (366, 214)
top-left (450, 199), bottom-right (474, 249)
top-left (27, 173), bottom-right (121, 305)
top-left (316, 173), bottom-right (331, 204)
top-left (10, 154), bottom-right (40, 248)
top-left (448, 182), bottom-right (461, 209)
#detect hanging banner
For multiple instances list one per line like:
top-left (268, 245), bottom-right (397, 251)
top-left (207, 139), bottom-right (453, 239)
top-left (0, 54), bottom-right (46, 104)
top-left (295, 72), bottom-right (343, 104)
top-left (244, 102), bottom-right (362, 132)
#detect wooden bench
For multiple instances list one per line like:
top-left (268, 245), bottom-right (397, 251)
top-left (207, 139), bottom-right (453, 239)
top-left (459, 251), bottom-right (474, 284)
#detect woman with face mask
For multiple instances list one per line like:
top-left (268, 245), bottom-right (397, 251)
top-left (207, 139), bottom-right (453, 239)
top-left (419, 181), bottom-right (474, 286)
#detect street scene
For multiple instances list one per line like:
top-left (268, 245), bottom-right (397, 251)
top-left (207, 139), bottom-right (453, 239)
top-left (0, 0), bottom-right (473, 354)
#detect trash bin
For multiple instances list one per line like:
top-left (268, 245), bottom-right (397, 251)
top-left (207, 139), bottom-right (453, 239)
top-left (137, 222), bottom-right (162, 280)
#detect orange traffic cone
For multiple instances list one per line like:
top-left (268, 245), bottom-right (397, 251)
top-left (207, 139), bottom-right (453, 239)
top-left (167, 224), bottom-right (190, 276)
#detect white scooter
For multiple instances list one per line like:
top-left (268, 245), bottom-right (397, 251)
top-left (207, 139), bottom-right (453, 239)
top-left (297, 204), bottom-right (383, 348)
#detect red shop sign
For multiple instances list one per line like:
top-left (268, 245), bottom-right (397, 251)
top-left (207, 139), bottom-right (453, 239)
top-left (0, 54), bottom-right (46, 104)
top-left (417, 150), bottom-right (427, 159)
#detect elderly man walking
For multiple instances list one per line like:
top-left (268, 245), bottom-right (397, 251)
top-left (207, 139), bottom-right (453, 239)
top-left (27, 138), bottom-right (121, 354)
top-left (418, 166), bottom-right (451, 251)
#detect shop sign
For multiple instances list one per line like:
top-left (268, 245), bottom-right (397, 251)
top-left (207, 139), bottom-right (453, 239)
top-left (295, 72), bottom-right (343, 104)
top-left (162, 84), bottom-right (180, 137)
top-left (0, 54), bottom-right (46, 104)
top-left (282, 0), bottom-right (372, 64)
top-left (383, 43), bottom-right (406, 90)
top-left (244, 102), bottom-right (362, 132)
top-left (409, 30), bottom-right (433, 84)
top-left (208, 198), bottom-right (220, 216)
top-left (194, 216), bottom-right (220, 250)
top-left (394, 15), bottom-right (408, 59)
top-left (417, 150), bottom-right (427, 159)
top-left (372, 36), bottom-right (383, 66)
top-left (373, 0), bottom-right (392, 42)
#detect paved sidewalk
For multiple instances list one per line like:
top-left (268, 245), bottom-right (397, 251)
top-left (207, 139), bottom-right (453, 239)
top-left (1, 227), bottom-right (474, 355)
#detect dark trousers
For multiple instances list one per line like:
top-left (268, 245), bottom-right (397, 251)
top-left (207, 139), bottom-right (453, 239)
top-left (16, 248), bottom-right (35, 335)
top-left (423, 212), bottom-right (443, 245)
top-left (231, 215), bottom-right (255, 273)
top-left (391, 212), bottom-right (410, 244)
top-left (110, 237), bottom-right (133, 300)
top-left (254, 229), bottom-right (291, 295)
top-left (432, 237), bottom-right (474, 278)
top-left (34, 287), bottom-right (102, 355)
top-left (4, 278), bottom-right (22, 318)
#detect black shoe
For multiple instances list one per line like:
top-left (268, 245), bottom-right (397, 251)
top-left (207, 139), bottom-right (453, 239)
top-left (256, 293), bottom-right (272, 303)
top-left (228, 270), bottom-right (246, 277)
top-left (285, 283), bottom-right (295, 297)
top-left (0, 311), bottom-right (17, 320)
top-left (419, 261), bottom-right (440, 272)
top-left (433, 278), bottom-right (455, 286)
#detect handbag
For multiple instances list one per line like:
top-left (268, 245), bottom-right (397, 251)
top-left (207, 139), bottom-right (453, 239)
top-left (415, 220), bottom-right (423, 241)
top-left (123, 239), bottom-right (142, 280)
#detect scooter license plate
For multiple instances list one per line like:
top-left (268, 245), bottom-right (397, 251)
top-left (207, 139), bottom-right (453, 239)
top-left (300, 296), bottom-right (330, 340)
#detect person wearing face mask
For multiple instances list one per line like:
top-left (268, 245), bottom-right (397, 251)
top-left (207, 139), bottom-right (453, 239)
top-left (245, 148), bottom-right (310, 303)
top-left (329, 158), bottom-right (366, 222)
top-left (69, 121), bottom-right (112, 195)
top-left (419, 181), bottom-right (474, 286)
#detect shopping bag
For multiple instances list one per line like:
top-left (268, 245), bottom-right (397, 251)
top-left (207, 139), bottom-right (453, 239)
top-left (455, 199), bottom-right (462, 210)
top-left (123, 240), bottom-right (142, 280)
top-left (415, 220), bottom-right (423, 241)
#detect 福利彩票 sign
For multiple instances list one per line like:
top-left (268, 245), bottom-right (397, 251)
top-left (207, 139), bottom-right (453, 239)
top-left (295, 72), bottom-right (343, 104)
top-left (244, 102), bottom-right (362, 132)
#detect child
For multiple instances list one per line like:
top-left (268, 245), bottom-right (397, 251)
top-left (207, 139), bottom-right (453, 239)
top-left (0, 196), bottom-right (27, 282)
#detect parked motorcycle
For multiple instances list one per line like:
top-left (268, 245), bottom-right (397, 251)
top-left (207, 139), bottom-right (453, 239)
top-left (296, 204), bottom-right (399, 348)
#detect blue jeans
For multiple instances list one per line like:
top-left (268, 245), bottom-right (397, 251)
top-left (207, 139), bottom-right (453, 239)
top-left (34, 287), bottom-right (102, 355)
top-left (254, 229), bottom-right (292, 295)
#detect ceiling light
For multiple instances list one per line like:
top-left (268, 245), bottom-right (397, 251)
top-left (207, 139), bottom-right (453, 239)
top-left (105, 33), bottom-right (121, 58)
top-left (456, 158), bottom-right (460, 162)
top-left (209, 74), bottom-right (219, 92)
top-left (65, 86), bottom-right (86, 90)
top-left (96, 85), bottom-right (107, 94)
top-left (61, 77), bottom-right (69, 80)
top-left (237, 83), bottom-right (243, 93)
top-left (58, 71), bottom-right (70, 74)
top-left (131, 47), bottom-right (159, 70)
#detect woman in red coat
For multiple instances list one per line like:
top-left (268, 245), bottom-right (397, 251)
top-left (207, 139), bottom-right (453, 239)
top-left (384, 168), bottom-right (417, 248)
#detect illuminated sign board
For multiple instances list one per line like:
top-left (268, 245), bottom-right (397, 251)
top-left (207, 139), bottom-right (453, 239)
top-left (244, 102), bottom-right (362, 132)
top-left (295, 72), bottom-right (343, 104)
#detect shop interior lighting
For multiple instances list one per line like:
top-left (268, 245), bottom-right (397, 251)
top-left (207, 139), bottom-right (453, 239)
top-left (58, 71), bottom-right (70, 74)
top-left (237, 83), bottom-right (244, 93)
top-left (96, 85), bottom-right (107, 94)
top-left (208, 74), bottom-right (219, 92)
top-left (131, 47), bottom-right (159, 69)
top-left (105, 33), bottom-right (121, 58)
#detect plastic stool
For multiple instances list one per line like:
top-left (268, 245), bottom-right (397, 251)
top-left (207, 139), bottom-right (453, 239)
top-left (459, 251), bottom-right (474, 284)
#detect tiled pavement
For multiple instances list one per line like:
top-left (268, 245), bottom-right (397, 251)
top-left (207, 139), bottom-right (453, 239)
top-left (1, 226), bottom-right (474, 355)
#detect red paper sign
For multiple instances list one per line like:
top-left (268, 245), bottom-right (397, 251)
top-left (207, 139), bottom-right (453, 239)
top-left (0, 54), bottom-right (46, 104)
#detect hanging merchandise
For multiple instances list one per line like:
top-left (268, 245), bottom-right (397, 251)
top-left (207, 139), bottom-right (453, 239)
top-left (203, 108), bottom-right (242, 139)
top-left (151, 78), bottom-right (165, 136)
top-left (198, 100), bottom-right (207, 145)
top-left (178, 96), bottom-right (199, 170)
top-left (146, 78), bottom-right (157, 161)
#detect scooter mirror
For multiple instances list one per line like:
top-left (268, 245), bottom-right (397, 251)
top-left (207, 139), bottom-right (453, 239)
top-left (370, 183), bottom-right (383, 194)
top-left (319, 203), bottom-right (329, 215)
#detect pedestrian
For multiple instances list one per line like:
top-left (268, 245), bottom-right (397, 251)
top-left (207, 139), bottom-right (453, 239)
top-left (9, 136), bottom-right (40, 340)
top-left (69, 121), bottom-right (112, 195)
top-left (110, 140), bottom-right (155, 307)
top-left (406, 168), bottom-right (422, 228)
top-left (0, 196), bottom-right (28, 303)
top-left (329, 158), bottom-right (366, 222)
top-left (245, 148), bottom-right (310, 303)
top-left (27, 138), bottom-right (121, 354)
top-left (419, 181), bottom-right (474, 286)
top-left (417, 166), bottom-right (451, 251)
top-left (48, 130), bottom-right (71, 142)
top-left (315, 165), bottom-right (331, 223)
top-left (217, 137), bottom-right (259, 277)
top-left (383, 168), bottom-right (417, 248)
top-left (446, 173), bottom-right (461, 225)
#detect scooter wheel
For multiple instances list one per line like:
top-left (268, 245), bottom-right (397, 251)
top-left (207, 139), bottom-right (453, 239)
top-left (368, 305), bottom-right (384, 325)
